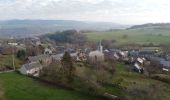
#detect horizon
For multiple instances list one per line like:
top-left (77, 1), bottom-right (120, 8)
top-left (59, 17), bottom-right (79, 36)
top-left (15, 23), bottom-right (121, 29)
top-left (0, 0), bottom-right (170, 25)
top-left (1, 19), bottom-right (170, 26)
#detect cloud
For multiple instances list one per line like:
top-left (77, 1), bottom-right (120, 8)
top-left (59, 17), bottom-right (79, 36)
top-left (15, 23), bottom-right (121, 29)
top-left (0, 0), bottom-right (170, 24)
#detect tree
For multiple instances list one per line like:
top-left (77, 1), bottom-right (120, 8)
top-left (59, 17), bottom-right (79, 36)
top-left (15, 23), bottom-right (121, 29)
top-left (61, 52), bottom-right (75, 82)
top-left (17, 50), bottom-right (26, 60)
top-left (47, 30), bottom-right (87, 45)
top-left (122, 34), bottom-right (128, 39)
top-left (144, 60), bottom-right (162, 76)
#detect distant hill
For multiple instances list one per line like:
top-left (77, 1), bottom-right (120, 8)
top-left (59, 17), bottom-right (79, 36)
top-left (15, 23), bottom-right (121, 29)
top-left (128, 23), bottom-right (170, 30)
top-left (0, 20), bottom-right (128, 38)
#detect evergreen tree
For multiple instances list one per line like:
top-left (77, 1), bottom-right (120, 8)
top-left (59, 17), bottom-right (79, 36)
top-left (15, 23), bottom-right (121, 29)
top-left (17, 50), bottom-right (26, 60)
top-left (61, 52), bottom-right (75, 82)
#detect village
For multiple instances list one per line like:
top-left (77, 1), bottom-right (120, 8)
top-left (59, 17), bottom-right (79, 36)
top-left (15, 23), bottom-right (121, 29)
top-left (0, 35), bottom-right (169, 76)
top-left (11, 37), bottom-right (168, 77)
top-left (1, 0), bottom-right (170, 99)
top-left (0, 32), bottom-right (169, 100)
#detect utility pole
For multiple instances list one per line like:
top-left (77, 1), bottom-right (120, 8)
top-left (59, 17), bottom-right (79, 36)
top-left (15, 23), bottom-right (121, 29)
top-left (11, 36), bottom-right (15, 70)
top-left (12, 44), bottom-right (15, 70)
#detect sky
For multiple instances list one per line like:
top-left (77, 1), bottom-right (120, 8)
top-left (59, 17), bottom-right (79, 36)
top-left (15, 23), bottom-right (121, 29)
top-left (0, 0), bottom-right (170, 24)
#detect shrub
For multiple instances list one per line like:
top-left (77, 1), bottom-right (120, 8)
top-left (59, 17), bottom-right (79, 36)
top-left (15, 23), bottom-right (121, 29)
top-left (151, 74), bottom-right (170, 83)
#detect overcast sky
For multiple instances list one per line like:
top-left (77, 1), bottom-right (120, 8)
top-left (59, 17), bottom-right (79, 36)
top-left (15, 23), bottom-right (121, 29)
top-left (0, 0), bottom-right (170, 24)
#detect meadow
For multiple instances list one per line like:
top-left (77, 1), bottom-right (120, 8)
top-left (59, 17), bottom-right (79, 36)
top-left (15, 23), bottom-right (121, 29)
top-left (0, 72), bottom-right (101, 100)
top-left (85, 29), bottom-right (170, 45)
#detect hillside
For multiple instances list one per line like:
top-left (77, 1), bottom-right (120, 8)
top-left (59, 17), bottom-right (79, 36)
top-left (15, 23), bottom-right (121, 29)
top-left (0, 63), bottom-right (169, 100)
top-left (85, 28), bottom-right (170, 45)
top-left (0, 20), bottom-right (128, 38)
top-left (128, 23), bottom-right (170, 30)
top-left (0, 72), bottom-right (101, 100)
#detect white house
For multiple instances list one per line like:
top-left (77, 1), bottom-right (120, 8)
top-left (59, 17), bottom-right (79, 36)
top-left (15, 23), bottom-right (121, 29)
top-left (137, 57), bottom-right (144, 64)
top-left (133, 63), bottom-right (143, 73)
top-left (8, 42), bottom-right (18, 46)
top-left (44, 48), bottom-right (52, 55)
top-left (19, 62), bottom-right (42, 77)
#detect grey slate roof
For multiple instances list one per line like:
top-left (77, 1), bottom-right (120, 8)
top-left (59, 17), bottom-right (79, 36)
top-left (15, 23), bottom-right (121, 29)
top-left (160, 60), bottom-right (170, 68)
top-left (28, 55), bottom-right (50, 62)
top-left (23, 62), bottom-right (42, 70)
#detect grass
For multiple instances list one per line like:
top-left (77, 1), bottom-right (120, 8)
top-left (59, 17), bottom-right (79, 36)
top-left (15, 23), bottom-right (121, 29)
top-left (0, 72), bottom-right (102, 100)
top-left (75, 62), bottom-right (170, 99)
top-left (85, 29), bottom-right (170, 45)
top-left (111, 63), bottom-right (170, 100)
top-left (0, 63), bottom-right (169, 100)
top-left (0, 55), bottom-right (23, 68)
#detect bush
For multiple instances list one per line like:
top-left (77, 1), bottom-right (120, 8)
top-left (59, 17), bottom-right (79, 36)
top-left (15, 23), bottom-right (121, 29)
top-left (151, 74), bottom-right (170, 83)
top-left (122, 34), bottom-right (128, 39)
top-left (17, 50), bottom-right (26, 60)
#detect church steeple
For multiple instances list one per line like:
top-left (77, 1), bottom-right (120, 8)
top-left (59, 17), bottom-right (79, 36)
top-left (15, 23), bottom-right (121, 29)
top-left (98, 40), bottom-right (103, 53)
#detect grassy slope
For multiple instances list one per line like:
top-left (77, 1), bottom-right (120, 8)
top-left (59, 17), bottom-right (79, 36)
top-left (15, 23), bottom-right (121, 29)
top-left (85, 29), bottom-right (170, 45)
top-left (0, 72), bottom-right (101, 100)
top-left (0, 63), bottom-right (169, 100)
top-left (111, 63), bottom-right (170, 100)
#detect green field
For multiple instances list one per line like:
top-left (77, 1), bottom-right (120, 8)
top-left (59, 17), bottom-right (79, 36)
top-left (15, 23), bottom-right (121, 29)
top-left (85, 29), bottom-right (170, 45)
top-left (0, 72), bottom-right (101, 100)
top-left (110, 63), bottom-right (170, 100)
top-left (0, 64), bottom-right (169, 100)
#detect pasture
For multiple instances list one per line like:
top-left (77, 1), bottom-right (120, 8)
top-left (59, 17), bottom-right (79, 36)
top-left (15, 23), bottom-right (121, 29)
top-left (85, 29), bottom-right (170, 45)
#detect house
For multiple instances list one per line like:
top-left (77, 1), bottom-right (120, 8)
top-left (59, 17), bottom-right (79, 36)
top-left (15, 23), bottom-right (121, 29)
top-left (162, 68), bottom-right (169, 72)
top-left (8, 42), bottom-right (18, 46)
top-left (52, 52), bottom-right (86, 62)
top-left (76, 52), bottom-right (87, 61)
top-left (129, 50), bottom-right (139, 57)
top-left (137, 57), bottom-right (144, 64)
top-left (44, 48), bottom-right (52, 55)
top-left (160, 60), bottom-right (170, 71)
top-left (132, 57), bottom-right (145, 73)
top-left (103, 48), bottom-right (122, 61)
top-left (52, 53), bottom-right (64, 62)
top-left (113, 53), bottom-right (120, 60)
top-left (0, 46), bottom-right (17, 55)
top-left (31, 37), bottom-right (41, 46)
top-left (28, 54), bottom-right (52, 66)
top-left (19, 62), bottom-right (42, 77)
top-left (166, 54), bottom-right (170, 61)
top-left (133, 63), bottom-right (144, 73)
top-left (19, 54), bottom-right (53, 76)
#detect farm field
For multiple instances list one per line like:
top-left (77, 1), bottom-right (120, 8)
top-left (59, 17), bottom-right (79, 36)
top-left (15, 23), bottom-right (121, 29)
top-left (0, 72), bottom-right (102, 100)
top-left (85, 29), bottom-right (170, 45)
